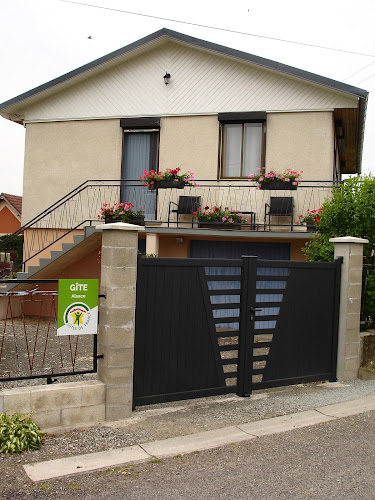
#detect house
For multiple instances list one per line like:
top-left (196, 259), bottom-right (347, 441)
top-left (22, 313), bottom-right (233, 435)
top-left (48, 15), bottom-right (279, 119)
top-left (0, 193), bottom-right (22, 236)
top-left (0, 193), bottom-right (22, 277)
top-left (0, 28), bottom-right (368, 275)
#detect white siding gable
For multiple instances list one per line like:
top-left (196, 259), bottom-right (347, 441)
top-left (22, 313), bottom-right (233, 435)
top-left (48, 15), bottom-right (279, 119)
top-left (23, 41), bottom-right (358, 122)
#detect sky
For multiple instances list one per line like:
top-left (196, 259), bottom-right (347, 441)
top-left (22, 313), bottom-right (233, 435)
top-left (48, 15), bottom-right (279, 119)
top-left (1, 0), bottom-right (375, 196)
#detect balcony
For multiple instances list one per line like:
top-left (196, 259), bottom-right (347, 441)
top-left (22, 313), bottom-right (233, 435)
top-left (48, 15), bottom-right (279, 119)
top-left (0, 179), bottom-right (337, 276)
top-left (91, 179), bottom-right (336, 233)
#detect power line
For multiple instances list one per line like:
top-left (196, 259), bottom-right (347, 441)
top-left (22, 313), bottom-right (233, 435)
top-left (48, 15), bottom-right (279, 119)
top-left (355, 72), bottom-right (375, 86)
top-left (58, 0), bottom-right (375, 59)
top-left (343, 60), bottom-right (375, 81)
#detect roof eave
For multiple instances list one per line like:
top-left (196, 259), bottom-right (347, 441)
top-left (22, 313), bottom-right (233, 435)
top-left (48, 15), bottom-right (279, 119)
top-left (0, 28), bottom-right (369, 115)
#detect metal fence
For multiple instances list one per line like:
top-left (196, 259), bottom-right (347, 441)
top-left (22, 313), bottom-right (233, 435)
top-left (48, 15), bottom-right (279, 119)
top-left (0, 280), bottom-right (97, 382)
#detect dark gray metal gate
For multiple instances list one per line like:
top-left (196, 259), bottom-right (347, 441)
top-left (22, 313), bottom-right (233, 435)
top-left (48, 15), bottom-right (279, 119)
top-left (133, 256), bottom-right (341, 406)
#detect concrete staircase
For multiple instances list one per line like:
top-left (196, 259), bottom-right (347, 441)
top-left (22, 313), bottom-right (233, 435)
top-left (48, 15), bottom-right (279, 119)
top-left (0, 227), bottom-right (98, 293)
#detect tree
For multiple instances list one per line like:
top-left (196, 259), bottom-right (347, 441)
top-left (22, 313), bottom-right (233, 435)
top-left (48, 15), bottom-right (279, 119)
top-left (303, 175), bottom-right (375, 327)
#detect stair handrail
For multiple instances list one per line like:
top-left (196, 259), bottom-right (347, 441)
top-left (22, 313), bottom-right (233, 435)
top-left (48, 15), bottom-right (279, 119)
top-left (0, 178), bottom-right (341, 278)
top-left (0, 179), bottom-right (92, 248)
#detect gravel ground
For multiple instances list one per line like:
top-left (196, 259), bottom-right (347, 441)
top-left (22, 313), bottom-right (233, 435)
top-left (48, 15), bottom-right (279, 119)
top-left (1, 379), bottom-right (375, 498)
top-left (0, 315), bottom-right (95, 387)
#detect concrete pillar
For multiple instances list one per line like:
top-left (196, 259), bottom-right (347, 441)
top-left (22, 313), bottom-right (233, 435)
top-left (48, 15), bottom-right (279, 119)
top-left (146, 232), bottom-right (159, 256)
top-left (330, 236), bottom-right (368, 381)
top-left (97, 222), bottom-right (144, 420)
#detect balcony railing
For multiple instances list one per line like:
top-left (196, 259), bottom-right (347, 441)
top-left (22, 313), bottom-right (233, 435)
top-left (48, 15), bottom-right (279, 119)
top-left (0, 179), bottom-right (338, 276)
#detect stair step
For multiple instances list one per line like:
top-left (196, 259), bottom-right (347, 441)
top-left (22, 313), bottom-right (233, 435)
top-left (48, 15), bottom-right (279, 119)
top-left (3, 231), bottom-right (89, 293)
top-left (37, 258), bottom-right (51, 268)
top-left (25, 266), bottom-right (39, 275)
top-left (15, 272), bottom-right (29, 279)
top-left (73, 235), bottom-right (85, 244)
top-left (49, 250), bottom-right (62, 260)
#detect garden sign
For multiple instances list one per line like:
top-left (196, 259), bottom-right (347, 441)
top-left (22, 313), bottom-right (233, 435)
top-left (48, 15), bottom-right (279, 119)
top-left (57, 279), bottom-right (99, 336)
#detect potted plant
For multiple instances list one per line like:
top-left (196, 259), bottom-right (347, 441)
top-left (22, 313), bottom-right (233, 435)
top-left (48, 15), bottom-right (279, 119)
top-left (248, 168), bottom-right (302, 190)
top-left (296, 208), bottom-right (321, 231)
top-left (98, 202), bottom-right (145, 225)
top-left (139, 168), bottom-right (198, 190)
top-left (194, 206), bottom-right (250, 229)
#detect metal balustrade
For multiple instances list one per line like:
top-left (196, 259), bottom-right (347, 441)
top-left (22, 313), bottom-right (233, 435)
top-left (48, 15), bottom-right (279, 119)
top-left (0, 179), bottom-right (338, 277)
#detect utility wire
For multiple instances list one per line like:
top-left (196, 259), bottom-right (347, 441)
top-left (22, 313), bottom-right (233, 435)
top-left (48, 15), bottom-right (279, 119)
top-left (58, 0), bottom-right (375, 59)
top-left (354, 72), bottom-right (375, 86)
top-left (343, 60), bottom-right (375, 81)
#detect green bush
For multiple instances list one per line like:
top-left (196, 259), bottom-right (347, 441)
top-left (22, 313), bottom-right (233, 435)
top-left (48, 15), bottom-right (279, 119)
top-left (303, 175), bottom-right (375, 328)
top-left (0, 412), bottom-right (45, 455)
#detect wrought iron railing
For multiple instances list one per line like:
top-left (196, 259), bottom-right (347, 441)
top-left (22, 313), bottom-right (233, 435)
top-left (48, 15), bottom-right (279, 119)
top-left (0, 179), bottom-right (338, 277)
top-left (0, 280), bottom-right (97, 382)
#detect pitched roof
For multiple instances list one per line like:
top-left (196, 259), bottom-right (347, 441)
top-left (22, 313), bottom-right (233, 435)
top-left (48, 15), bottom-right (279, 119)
top-left (0, 193), bottom-right (22, 215)
top-left (0, 28), bottom-right (368, 113)
top-left (0, 28), bottom-right (368, 173)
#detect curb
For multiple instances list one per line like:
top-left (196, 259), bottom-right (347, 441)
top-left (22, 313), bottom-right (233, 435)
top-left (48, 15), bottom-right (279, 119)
top-left (23, 395), bottom-right (375, 482)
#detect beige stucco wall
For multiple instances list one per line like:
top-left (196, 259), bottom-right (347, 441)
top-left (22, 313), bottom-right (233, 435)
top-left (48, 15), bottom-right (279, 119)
top-left (22, 119), bottom-right (123, 223)
top-left (159, 112), bottom-right (334, 181)
top-left (22, 111), bottom-right (335, 225)
top-left (159, 115), bottom-right (219, 179)
top-left (266, 111), bottom-right (334, 180)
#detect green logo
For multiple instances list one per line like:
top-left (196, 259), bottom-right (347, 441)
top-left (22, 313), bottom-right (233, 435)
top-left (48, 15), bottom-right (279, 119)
top-left (57, 280), bottom-right (98, 336)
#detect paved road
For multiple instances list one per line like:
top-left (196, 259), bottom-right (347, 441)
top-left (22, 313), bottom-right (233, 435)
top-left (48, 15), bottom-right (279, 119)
top-left (93, 411), bottom-right (375, 500)
top-left (15, 410), bottom-right (374, 500)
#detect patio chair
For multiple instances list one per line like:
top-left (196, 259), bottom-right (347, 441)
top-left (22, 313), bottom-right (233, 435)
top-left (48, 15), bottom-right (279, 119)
top-left (264, 197), bottom-right (294, 231)
top-left (168, 196), bottom-right (201, 227)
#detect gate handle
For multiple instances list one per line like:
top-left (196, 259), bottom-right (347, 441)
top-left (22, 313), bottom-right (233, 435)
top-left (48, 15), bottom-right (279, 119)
top-left (250, 307), bottom-right (262, 320)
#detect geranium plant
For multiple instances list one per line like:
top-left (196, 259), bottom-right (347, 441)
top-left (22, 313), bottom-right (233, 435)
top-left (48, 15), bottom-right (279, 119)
top-left (139, 168), bottom-right (198, 189)
top-left (248, 168), bottom-right (303, 188)
top-left (194, 206), bottom-right (249, 225)
top-left (297, 208), bottom-right (322, 225)
top-left (98, 202), bottom-right (144, 222)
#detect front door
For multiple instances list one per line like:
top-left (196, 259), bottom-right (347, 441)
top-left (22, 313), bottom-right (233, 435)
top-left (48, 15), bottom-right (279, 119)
top-left (122, 131), bottom-right (158, 219)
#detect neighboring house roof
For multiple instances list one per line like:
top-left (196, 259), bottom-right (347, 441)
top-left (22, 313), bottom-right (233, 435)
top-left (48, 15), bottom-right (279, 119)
top-left (0, 28), bottom-right (368, 173)
top-left (0, 193), bottom-right (22, 216)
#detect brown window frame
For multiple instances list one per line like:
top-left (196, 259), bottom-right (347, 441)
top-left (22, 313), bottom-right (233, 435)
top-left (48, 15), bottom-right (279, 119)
top-left (218, 112), bottom-right (266, 180)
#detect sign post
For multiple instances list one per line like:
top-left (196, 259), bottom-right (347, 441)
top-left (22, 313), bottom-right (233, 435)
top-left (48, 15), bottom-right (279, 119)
top-left (57, 279), bottom-right (99, 336)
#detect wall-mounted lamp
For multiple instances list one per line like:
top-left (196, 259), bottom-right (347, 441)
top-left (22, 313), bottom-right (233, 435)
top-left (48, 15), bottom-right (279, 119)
top-left (163, 72), bottom-right (171, 85)
top-left (176, 237), bottom-right (184, 247)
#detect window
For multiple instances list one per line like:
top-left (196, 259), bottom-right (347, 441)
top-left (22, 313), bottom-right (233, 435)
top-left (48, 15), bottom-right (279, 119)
top-left (219, 112), bottom-right (266, 179)
top-left (120, 117), bottom-right (160, 218)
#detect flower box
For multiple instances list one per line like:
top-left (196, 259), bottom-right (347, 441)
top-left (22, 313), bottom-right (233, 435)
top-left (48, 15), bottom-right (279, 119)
top-left (140, 168), bottom-right (198, 190)
top-left (306, 221), bottom-right (315, 232)
top-left (99, 203), bottom-right (145, 225)
top-left (248, 168), bottom-right (302, 189)
top-left (150, 180), bottom-right (185, 190)
top-left (260, 180), bottom-right (297, 190)
top-left (198, 221), bottom-right (241, 230)
top-left (105, 216), bottom-right (145, 226)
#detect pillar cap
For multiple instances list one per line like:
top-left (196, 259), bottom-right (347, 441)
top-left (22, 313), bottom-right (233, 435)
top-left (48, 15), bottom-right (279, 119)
top-left (329, 236), bottom-right (369, 244)
top-left (97, 222), bottom-right (145, 232)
